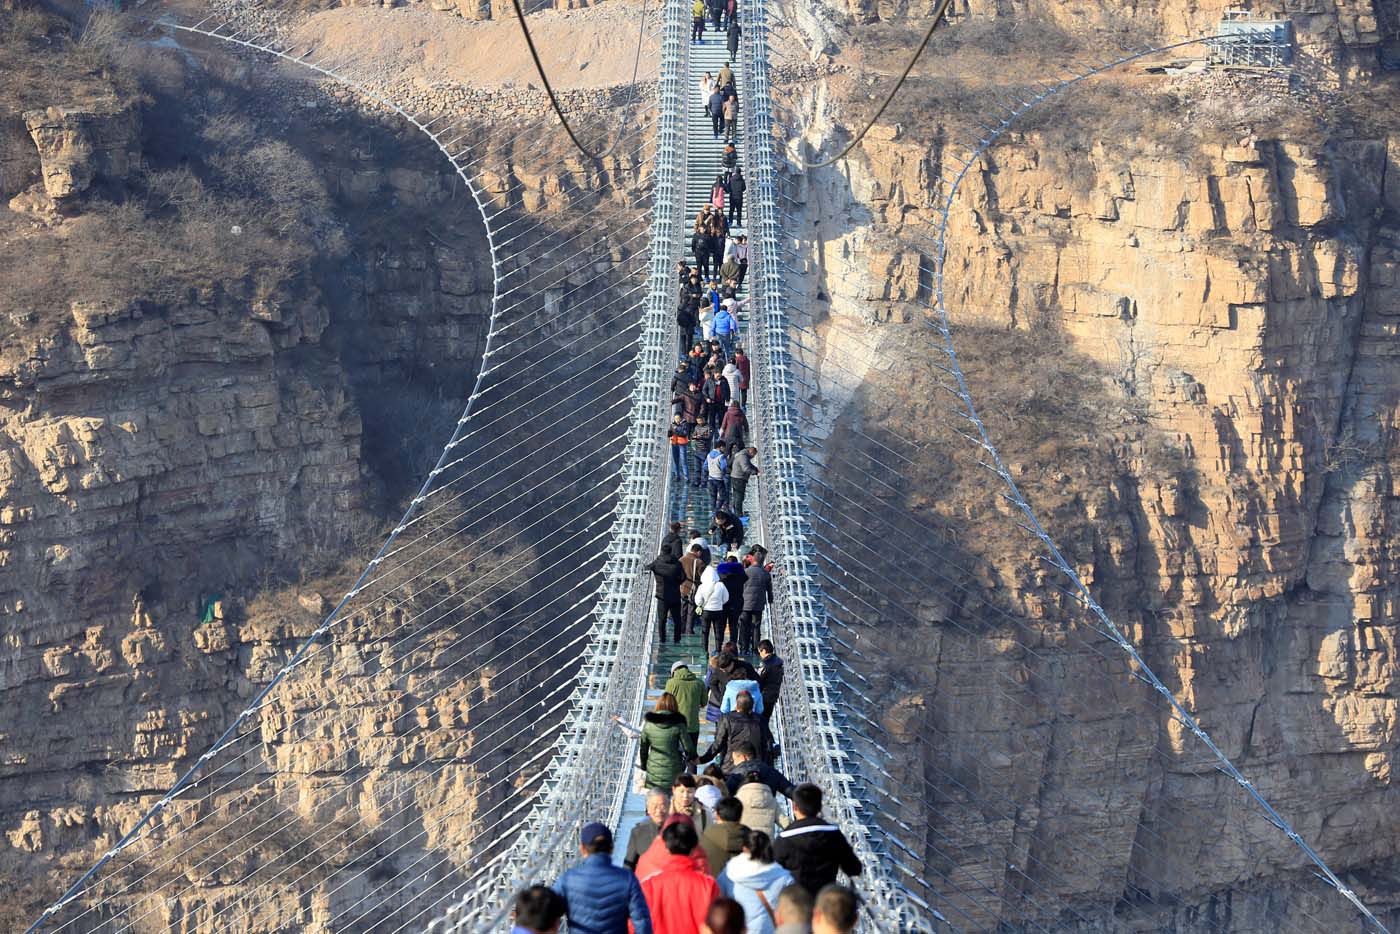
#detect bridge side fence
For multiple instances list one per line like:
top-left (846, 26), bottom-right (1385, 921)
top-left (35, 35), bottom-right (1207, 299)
top-left (421, 1), bottom-right (688, 928)
top-left (738, 2), bottom-right (936, 929)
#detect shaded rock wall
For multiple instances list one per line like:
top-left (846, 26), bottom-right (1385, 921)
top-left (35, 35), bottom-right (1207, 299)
top-left (774, 5), bottom-right (1400, 926)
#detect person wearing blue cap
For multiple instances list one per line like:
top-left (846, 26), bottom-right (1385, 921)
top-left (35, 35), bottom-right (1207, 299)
top-left (554, 821), bottom-right (653, 933)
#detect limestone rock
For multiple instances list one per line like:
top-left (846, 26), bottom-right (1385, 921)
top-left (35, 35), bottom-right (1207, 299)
top-left (22, 104), bottom-right (139, 201)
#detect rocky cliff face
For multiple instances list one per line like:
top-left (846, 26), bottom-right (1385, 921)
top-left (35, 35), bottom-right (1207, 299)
top-left (0, 13), bottom-right (525, 926)
top-left (775, 0), bottom-right (1400, 928)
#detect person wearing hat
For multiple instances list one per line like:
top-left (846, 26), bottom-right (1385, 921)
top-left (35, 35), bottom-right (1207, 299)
top-left (554, 822), bottom-right (653, 933)
top-left (665, 659), bottom-right (706, 757)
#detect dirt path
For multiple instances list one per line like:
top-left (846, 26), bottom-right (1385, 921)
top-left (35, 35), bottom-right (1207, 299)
top-left (291, 0), bottom-right (659, 92)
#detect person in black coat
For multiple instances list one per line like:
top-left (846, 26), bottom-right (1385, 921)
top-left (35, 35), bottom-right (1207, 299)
top-left (727, 19), bottom-right (741, 63)
top-left (716, 554), bottom-right (747, 654)
top-left (756, 639), bottom-right (783, 724)
top-left (677, 301), bottom-right (698, 358)
top-left (660, 521), bottom-right (686, 561)
top-left (697, 691), bottom-right (772, 771)
top-left (707, 88), bottom-right (726, 139)
top-left (691, 229), bottom-right (711, 278)
top-left (773, 784), bottom-right (863, 895)
top-left (711, 508), bottom-right (744, 550)
top-left (726, 169), bottom-right (746, 227)
top-left (645, 551), bottom-right (686, 644)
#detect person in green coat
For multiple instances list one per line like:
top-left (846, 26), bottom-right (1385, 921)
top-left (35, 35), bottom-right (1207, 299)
top-left (665, 661), bottom-right (706, 757)
top-left (640, 693), bottom-right (695, 790)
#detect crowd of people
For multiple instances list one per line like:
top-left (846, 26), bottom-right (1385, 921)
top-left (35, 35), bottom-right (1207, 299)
top-left (513, 782), bottom-right (864, 933)
top-left (646, 527), bottom-right (772, 652)
top-left (691, 0), bottom-right (742, 61)
top-left (506, 19), bottom-right (872, 934)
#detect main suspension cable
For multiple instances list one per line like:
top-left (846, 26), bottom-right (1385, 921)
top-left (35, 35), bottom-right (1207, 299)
top-left (796, 0), bottom-right (952, 168)
top-left (508, 0), bottom-right (650, 161)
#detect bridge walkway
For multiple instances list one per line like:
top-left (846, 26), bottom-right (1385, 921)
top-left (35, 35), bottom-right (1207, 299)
top-left (614, 19), bottom-right (757, 865)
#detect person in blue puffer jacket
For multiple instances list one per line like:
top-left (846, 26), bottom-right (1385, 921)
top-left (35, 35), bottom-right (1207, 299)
top-left (553, 823), bottom-right (653, 933)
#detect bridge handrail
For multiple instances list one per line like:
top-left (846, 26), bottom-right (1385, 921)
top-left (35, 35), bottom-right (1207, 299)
top-left (419, 0), bottom-right (690, 929)
top-left (737, 1), bottom-right (935, 928)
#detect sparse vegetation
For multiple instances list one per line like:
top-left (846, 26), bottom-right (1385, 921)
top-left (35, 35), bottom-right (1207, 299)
top-left (0, 9), bottom-right (343, 353)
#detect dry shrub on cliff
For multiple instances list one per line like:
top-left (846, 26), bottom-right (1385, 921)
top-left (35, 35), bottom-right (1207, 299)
top-left (0, 6), bottom-right (139, 113)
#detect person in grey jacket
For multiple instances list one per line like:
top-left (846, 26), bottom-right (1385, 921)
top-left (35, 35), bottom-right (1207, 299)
top-left (729, 446), bottom-right (759, 516)
top-left (739, 554), bottom-right (772, 655)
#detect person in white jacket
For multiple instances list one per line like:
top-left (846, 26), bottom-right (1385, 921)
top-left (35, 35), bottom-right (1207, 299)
top-left (722, 360), bottom-right (742, 402)
top-left (719, 828), bottom-right (794, 934)
top-left (699, 302), bottom-right (716, 342)
top-left (694, 567), bottom-right (730, 655)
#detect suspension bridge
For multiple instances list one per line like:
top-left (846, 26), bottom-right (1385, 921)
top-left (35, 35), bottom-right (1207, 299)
top-left (22, 0), bottom-right (1391, 931)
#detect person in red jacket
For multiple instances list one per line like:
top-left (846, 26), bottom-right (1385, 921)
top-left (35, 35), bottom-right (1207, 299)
top-left (640, 822), bottom-right (721, 934)
top-left (635, 812), bottom-right (710, 880)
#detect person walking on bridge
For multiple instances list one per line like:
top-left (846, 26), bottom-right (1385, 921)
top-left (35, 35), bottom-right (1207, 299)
top-left (707, 0), bottom-right (724, 32)
top-left (722, 360), bottom-right (743, 407)
top-left (700, 690), bottom-right (772, 772)
top-left (513, 885), bottom-right (567, 934)
top-left (646, 550), bottom-right (686, 645)
top-left (554, 823), bottom-right (653, 934)
top-left (772, 785), bottom-right (863, 896)
top-left (626, 789), bottom-right (673, 872)
top-left (719, 829), bottom-right (794, 934)
top-left (717, 551), bottom-right (747, 655)
top-left (694, 562), bottom-right (731, 656)
top-left (727, 16), bottom-right (741, 64)
top-left (774, 886), bottom-right (814, 934)
top-left (717, 63), bottom-right (734, 93)
top-left (708, 86), bottom-right (726, 140)
top-left (729, 446), bottom-right (758, 517)
top-left (739, 556), bottom-right (771, 656)
top-left (639, 822), bottom-right (720, 934)
top-left (727, 170), bottom-right (746, 227)
top-left (756, 639), bottom-right (782, 725)
top-left (662, 520), bottom-right (686, 561)
top-left (813, 885), bottom-right (860, 934)
top-left (679, 544), bottom-right (708, 637)
top-left (640, 692), bottom-right (695, 791)
top-left (733, 345), bottom-right (750, 404)
top-left (705, 443), bottom-right (730, 512)
top-left (666, 660), bottom-right (706, 754)
top-left (726, 743), bottom-right (793, 801)
top-left (720, 402), bottom-right (748, 451)
top-left (636, 811), bottom-right (710, 880)
top-left (692, 0), bottom-right (706, 42)
top-left (700, 797), bottom-right (748, 876)
top-left (714, 303), bottom-right (740, 360)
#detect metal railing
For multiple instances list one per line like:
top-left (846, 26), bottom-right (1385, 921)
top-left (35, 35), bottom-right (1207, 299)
top-left (418, 0), bottom-right (688, 929)
top-left (737, 0), bottom-right (938, 928)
